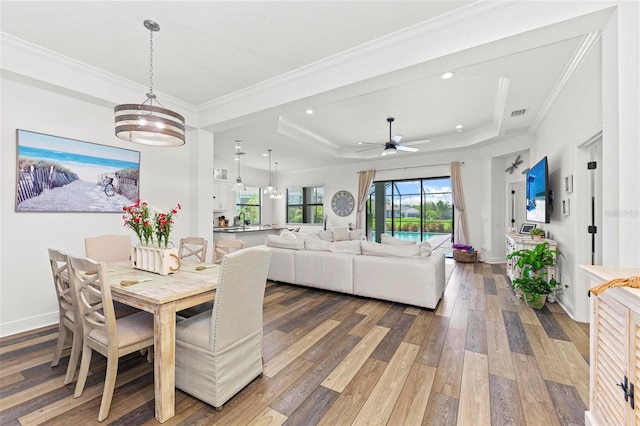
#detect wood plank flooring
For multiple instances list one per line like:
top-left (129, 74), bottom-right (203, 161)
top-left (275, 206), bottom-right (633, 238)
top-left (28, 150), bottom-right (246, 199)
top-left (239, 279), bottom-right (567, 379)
top-left (0, 261), bottom-right (590, 425)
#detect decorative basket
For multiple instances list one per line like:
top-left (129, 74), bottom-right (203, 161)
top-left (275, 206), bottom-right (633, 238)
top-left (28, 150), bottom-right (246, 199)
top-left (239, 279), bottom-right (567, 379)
top-left (131, 246), bottom-right (181, 275)
top-left (453, 250), bottom-right (477, 263)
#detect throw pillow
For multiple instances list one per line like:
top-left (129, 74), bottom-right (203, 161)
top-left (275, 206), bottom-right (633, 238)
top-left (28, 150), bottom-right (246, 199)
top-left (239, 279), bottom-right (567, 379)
top-left (318, 230), bottom-right (334, 242)
top-left (349, 229), bottom-right (363, 240)
top-left (361, 240), bottom-right (421, 258)
top-left (332, 227), bottom-right (350, 242)
top-left (265, 235), bottom-right (305, 250)
top-left (280, 229), bottom-right (296, 238)
top-left (380, 233), bottom-right (415, 245)
top-left (417, 240), bottom-right (433, 257)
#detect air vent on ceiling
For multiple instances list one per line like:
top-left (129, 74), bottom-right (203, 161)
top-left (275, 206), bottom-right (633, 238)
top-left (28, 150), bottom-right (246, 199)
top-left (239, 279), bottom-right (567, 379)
top-left (510, 109), bottom-right (527, 117)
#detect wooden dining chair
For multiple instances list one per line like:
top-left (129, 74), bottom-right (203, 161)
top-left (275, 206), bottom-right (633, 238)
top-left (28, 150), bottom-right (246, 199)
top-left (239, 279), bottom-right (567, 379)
top-left (85, 234), bottom-right (132, 264)
top-left (179, 236), bottom-right (209, 262)
top-left (175, 246), bottom-right (272, 410)
top-left (213, 239), bottom-right (245, 264)
top-left (67, 256), bottom-right (155, 422)
top-left (48, 248), bottom-right (83, 385)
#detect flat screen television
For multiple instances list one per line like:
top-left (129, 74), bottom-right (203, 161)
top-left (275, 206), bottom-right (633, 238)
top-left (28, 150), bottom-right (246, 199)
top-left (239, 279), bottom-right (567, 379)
top-left (526, 156), bottom-right (550, 223)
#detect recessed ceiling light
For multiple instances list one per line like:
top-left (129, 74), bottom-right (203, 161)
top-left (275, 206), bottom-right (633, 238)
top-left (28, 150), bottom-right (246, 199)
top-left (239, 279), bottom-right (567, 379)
top-left (456, 124), bottom-right (464, 130)
top-left (262, 153), bottom-right (269, 157)
top-left (305, 109), bottom-right (314, 115)
top-left (440, 72), bottom-right (454, 80)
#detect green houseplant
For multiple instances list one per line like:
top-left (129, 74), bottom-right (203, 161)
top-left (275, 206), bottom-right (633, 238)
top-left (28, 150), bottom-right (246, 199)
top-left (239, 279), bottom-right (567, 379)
top-left (506, 242), bottom-right (563, 309)
top-left (529, 227), bottom-right (546, 240)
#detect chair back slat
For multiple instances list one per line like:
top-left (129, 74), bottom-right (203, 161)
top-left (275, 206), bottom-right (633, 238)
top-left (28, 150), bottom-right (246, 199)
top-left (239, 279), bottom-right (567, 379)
top-left (213, 239), bottom-right (245, 264)
top-left (68, 256), bottom-right (117, 344)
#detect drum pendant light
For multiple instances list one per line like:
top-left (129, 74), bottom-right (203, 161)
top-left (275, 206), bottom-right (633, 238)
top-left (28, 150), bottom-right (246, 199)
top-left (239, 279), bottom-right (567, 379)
top-left (114, 20), bottom-right (185, 147)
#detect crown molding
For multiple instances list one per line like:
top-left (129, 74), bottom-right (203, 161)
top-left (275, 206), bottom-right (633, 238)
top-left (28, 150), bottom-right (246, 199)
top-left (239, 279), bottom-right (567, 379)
top-left (529, 31), bottom-right (602, 134)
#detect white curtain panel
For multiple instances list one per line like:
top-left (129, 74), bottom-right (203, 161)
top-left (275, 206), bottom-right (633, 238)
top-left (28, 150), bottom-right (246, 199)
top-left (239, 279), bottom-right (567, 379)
top-left (356, 170), bottom-right (375, 230)
top-left (450, 162), bottom-right (469, 245)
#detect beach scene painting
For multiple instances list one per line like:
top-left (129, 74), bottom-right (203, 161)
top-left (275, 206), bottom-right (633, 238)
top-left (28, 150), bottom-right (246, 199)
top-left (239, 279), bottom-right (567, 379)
top-left (15, 129), bottom-right (140, 212)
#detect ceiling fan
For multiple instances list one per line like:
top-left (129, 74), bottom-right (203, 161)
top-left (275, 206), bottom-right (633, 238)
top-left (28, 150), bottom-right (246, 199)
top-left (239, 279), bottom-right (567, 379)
top-left (356, 117), bottom-right (420, 156)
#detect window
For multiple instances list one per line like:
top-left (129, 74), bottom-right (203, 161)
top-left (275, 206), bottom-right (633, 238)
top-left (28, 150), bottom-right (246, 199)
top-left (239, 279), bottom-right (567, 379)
top-left (286, 186), bottom-right (323, 224)
top-left (236, 186), bottom-right (261, 225)
top-left (367, 177), bottom-right (453, 242)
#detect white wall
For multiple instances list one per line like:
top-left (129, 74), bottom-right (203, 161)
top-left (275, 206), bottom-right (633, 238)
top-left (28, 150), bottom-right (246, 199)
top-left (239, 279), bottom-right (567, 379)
top-left (0, 76), bottom-right (211, 336)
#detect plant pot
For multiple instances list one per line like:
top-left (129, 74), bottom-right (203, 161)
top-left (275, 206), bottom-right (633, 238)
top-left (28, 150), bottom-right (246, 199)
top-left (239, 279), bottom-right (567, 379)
top-left (525, 293), bottom-right (547, 309)
top-left (131, 245), bottom-right (181, 275)
top-left (532, 235), bottom-right (543, 241)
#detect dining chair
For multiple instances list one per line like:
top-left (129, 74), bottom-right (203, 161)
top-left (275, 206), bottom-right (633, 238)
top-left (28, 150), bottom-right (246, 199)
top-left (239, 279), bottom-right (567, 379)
top-left (178, 236), bottom-right (208, 262)
top-left (213, 239), bottom-right (245, 264)
top-left (67, 256), bottom-right (155, 422)
top-left (49, 248), bottom-right (83, 385)
top-left (174, 246), bottom-right (272, 410)
top-left (84, 234), bottom-right (132, 264)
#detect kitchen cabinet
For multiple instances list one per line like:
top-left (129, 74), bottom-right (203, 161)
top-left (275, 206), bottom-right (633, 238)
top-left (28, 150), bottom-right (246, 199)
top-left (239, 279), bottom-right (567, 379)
top-left (583, 265), bottom-right (640, 426)
top-left (213, 182), bottom-right (228, 211)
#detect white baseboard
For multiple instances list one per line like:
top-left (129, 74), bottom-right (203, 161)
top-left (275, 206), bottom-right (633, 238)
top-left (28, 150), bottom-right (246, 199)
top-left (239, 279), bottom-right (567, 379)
top-left (483, 257), bottom-right (506, 264)
top-left (0, 311), bottom-right (58, 338)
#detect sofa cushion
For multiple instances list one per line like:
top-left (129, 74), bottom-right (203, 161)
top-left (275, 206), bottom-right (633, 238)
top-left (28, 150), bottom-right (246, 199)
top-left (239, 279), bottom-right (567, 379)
top-left (361, 240), bottom-right (423, 258)
top-left (295, 231), bottom-right (320, 240)
top-left (332, 227), bottom-right (350, 242)
top-left (305, 239), bottom-right (332, 251)
top-left (349, 229), bottom-right (363, 240)
top-left (265, 235), bottom-right (305, 250)
top-left (318, 230), bottom-right (334, 242)
top-left (329, 240), bottom-right (362, 254)
top-left (380, 233), bottom-right (414, 245)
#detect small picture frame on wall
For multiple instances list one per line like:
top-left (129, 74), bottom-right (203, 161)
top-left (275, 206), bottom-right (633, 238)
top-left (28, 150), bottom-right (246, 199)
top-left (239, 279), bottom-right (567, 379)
top-left (564, 174), bottom-right (573, 193)
top-left (520, 223), bottom-right (537, 234)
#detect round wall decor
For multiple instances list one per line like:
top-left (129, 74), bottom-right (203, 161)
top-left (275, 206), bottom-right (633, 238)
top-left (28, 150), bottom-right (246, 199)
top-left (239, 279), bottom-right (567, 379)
top-left (331, 190), bottom-right (355, 216)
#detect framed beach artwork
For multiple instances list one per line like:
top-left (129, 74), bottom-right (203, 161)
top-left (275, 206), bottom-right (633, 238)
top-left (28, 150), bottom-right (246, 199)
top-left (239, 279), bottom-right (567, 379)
top-left (15, 129), bottom-right (140, 212)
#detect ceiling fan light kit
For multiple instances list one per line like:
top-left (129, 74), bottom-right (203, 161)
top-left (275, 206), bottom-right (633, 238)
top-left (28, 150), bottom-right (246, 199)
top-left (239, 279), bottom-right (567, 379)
top-left (114, 20), bottom-right (185, 147)
top-left (356, 117), bottom-right (420, 156)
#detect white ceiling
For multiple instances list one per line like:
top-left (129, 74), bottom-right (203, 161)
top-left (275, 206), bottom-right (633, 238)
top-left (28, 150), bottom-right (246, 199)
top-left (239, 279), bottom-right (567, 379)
top-left (0, 1), bottom-right (600, 172)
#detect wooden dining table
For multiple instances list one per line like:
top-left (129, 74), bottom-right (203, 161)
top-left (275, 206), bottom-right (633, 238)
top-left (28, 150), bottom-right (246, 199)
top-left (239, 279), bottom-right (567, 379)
top-left (105, 261), bottom-right (220, 423)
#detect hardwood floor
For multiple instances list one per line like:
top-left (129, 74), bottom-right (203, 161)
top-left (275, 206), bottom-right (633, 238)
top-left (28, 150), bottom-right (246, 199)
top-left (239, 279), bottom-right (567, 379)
top-left (0, 261), bottom-right (590, 425)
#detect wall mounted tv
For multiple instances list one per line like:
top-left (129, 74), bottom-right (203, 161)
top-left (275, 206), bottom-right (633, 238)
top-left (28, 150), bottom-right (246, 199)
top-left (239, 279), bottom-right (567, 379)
top-left (526, 156), bottom-right (550, 223)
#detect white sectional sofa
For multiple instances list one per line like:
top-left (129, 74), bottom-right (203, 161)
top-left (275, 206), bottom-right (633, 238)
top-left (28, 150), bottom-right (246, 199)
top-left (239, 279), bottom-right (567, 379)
top-left (265, 230), bottom-right (446, 309)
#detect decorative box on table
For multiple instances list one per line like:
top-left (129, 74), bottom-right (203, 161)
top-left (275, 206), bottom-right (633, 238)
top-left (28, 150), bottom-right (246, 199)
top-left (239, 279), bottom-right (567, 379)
top-left (131, 246), bottom-right (181, 275)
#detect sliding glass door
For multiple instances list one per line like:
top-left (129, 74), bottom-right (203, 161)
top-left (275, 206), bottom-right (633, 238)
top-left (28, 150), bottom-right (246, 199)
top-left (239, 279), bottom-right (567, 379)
top-left (367, 177), bottom-right (453, 242)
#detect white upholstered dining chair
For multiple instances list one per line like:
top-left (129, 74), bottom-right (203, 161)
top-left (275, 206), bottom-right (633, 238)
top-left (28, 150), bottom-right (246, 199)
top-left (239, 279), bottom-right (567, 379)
top-left (67, 256), bottom-right (155, 422)
top-left (48, 248), bottom-right (83, 385)
top-left (213, 239), bottom-right (245, 264)
top-left (174, 246), bottom-right (272, 410)
top-left (179, 236), bottom-right (209, 262)
top-left (84, 234), bottom-right (132, 264)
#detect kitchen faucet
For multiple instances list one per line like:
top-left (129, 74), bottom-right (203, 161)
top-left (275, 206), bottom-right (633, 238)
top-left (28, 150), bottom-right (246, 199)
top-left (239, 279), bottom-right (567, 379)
top-left (238, 211), bottom-right (246, 230)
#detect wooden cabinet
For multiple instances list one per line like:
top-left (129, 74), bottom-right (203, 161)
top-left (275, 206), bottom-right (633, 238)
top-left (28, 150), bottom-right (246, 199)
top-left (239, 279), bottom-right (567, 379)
top-left (583, 266), bottom-right (640, 426)
top-left (505, 233), bottom-right (557, 282)
top-left (212, 182), bottom-right (228, 211)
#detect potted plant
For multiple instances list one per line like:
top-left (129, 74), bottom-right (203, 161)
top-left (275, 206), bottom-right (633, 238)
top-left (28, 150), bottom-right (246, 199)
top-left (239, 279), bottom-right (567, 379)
top-left (506, 242), bottom-right (563, 309)
top-left (529, 227), bottom-right (546, 241)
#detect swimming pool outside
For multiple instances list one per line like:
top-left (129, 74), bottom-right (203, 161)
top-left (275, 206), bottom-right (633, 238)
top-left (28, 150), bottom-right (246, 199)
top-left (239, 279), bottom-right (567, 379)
top-left (371, 231), bottom-right (449, 242)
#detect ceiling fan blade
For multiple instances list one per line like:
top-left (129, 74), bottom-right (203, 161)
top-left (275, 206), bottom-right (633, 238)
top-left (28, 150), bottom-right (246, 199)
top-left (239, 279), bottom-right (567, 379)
top-left (358, 141), bottom-right (381, 146)
top-left (396, 145), bottom-right (418, 152)
top-left (391, 134), bottom-right (402, 144)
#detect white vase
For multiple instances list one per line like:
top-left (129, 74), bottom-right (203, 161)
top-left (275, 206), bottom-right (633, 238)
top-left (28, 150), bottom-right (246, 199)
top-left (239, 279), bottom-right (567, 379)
top-left (131, 245), bottom-right (181, 275)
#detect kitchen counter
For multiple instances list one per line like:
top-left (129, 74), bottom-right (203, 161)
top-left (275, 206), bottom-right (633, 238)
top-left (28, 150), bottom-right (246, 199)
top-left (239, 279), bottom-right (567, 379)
top-left (214, 226), bottom-right (288, 233)
top-left (213, 226), bottom-right (287, 248)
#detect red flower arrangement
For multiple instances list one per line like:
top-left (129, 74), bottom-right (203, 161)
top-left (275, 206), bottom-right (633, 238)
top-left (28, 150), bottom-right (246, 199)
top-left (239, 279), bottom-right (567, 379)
top-left (123, 200), bottom-right (181, 248)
